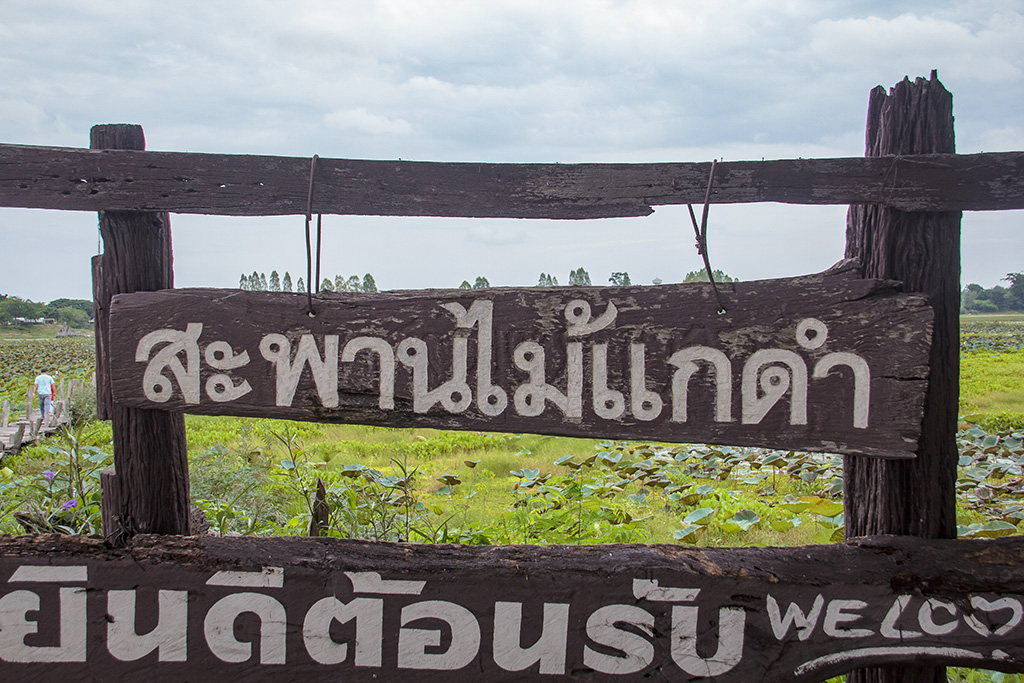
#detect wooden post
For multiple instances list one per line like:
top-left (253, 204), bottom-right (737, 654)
top-left (92, 124), bottom-right (191, 541)
top-left (843, 73), bottom-right (960, 683)
top-left (8, 423), bottom-right (26, 452)
top-left (100, 468), bottom-right (122, 540)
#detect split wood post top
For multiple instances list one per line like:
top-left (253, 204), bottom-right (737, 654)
top-left (92, 124), bottom-right (191, 540)
top-left (843, 73), bottom-right (960, 683)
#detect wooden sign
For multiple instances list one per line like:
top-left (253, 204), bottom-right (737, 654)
top-left (108, 262), bottom-right (932, 458)
top-left (0, 534), bottom-right (1022, 681)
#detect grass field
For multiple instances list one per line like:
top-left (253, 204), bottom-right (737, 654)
top-left (0, 323), bottom-right (93, 340)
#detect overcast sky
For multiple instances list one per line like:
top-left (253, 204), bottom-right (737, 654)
top-left (2, 1), bottom-right (1022, 302)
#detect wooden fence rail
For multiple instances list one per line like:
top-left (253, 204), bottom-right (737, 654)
top-left (1, 144), bottom-right (1023, 218)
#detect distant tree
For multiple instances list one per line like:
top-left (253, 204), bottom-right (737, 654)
top-left (239, 274), bottom-right (248, 290)
top-left (269, 270), bottom-right (281, 291)
top-left (473, 276), bottom-right (490, 289)
top-left (55, 307), bottom-right (89, 328)
top-left (46, 299), bottom-right (93, 316)
top-left (282, 272), bottom-right (293, 292)
top-left (979, 286), bottom-right (1007, 311)
top-left (320, 278), bottom-right (334, 292)
top-left (609, 272), bottom-right (631, 286)
top-left (961, 277), bottom-right (1024, 314)
top-left (459, 280), bottom-right (472, 289)
top-left (568, 268), bottom-right (592, 286)
top-left (0, 297), bottom-right (45, 323)
top-left (335, 274), bottom-right (346, 291)
top-left (1004, 272), bottom-right (1024, 310)
top-left (362, 273), bottom-right (378, 292)
top-left (961, 283), bottom-right (984, 313)
top-left (296, 277), bottom-right (306, 293)
top-left (345, 275), bottom-right (361, 292)
top-left (683, 269), bottom-right (736, 283)
top-left (537, 273), bottom-right (559, 287)
top-left (249, 271), bottom-right (262, 290)
top-left (259, 273), bottom-right (268, 290)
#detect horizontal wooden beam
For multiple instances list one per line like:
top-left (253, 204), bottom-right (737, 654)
top-left (107, 265), bottom-right (932, 458)
top-left (1, 143), bottom-right (1022, 218)
top-left (1, 534), bottom-right (1023, 680)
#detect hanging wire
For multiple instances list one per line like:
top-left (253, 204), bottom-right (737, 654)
top-left (304, 155), bottom-right (319, 315)
top-left (315, 213), bottom-right (323, 297)
top-left (687, 158), bottom-right (726, 314)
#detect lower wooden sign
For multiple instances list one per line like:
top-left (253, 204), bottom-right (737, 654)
top-left (0, 534), bottom-right (1022, 681)
top-left (108, 261), bottom-right (932, 458)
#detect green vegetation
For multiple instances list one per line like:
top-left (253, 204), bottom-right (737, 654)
top-left (960, 320), bottom-right (1024, 430)
top-left (0, 320), bottom-right (1020, 546)
top-left (0, 337), bottom-right (94, 406)
top-left (684, 268), bottom-right (737, 283)
top-left (961, 273), bottom-right (1024, 314)
top-left (239, 270), bottom-right (379, 293)
top-left (0, 294), bottom-right (93, 331)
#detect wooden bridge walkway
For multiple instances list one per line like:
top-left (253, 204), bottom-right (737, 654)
top-left (0, 377), bottom-right (87, 456)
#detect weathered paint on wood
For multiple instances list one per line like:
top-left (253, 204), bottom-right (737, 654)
top-left (0, 534), bottom-right (1022, 682)
top-left (1, 142), bottom-right (1023, 217)
top-left (108, 262), bottom-right (932, 459)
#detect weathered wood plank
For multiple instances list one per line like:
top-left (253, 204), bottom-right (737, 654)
top-left (0, 534), bottom-right (1022, 681)
top-left (843, 71), bottom-right (961, 683)
top-left (108, 262), bottom-right (932, 459)
top-left (91, 124), bottom-right (191, 541)
top-left (1, 143), bottom-right (1023, 217)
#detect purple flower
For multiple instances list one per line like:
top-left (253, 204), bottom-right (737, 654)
top-left (62, 500), bottom-right (77, 511)
top-left (43, 471), bottom-right (57, 481)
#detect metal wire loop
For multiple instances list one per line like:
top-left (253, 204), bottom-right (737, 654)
top-left (304, 155), bottom-right (320, 315)
top-left (687, 159), bottom-right (726, 314)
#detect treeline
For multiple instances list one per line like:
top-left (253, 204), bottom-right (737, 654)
top-left (961, 273), bottom-right (1024, 314)
top-left (239, 271), bottom-right (378, 293)
top-left (536, 268), bottom-right (735, 287)
top-left (239, 267), bottom-right (739, 294)
top-left (0, 296), bottom-right (93, 327)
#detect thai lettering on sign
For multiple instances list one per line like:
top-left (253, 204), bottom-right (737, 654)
top-left (1, 538), bottom-right (1021, 682)
top-left (107, 266), bottom-right (932, 458)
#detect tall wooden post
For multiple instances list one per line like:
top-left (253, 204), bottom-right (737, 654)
top-left (92, 124), bottom-right (191, 541)
top-left (843, 73), bottom-right (960, 683)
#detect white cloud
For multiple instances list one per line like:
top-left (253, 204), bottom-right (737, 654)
top-left (809, 12), bottom-right (1024, 84)
top-left (324, 108), bottom-right (415, 137)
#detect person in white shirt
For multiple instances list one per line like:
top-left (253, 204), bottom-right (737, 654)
top-left (33, 371), bottom-right (56, 418)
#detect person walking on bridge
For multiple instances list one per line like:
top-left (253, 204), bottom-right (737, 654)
top-left (33, 370), bottom-right (56, 418)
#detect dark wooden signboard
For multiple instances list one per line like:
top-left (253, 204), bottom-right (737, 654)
top-left (1, 534), bottom-right (1023, 681)
top-left (108, 262), bottom-right (931, 459)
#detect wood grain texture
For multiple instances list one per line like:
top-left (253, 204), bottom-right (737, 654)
top-left (1, 142), bottom-right (1023, 217)
top-left (843, 73), bottom-right (961, 683)
top-left (0, 533), bottom-right (1022, 681)
top-left (91, 124), bottom-right (191, 541)
top-left (108, 262), bottom-right (932, 458)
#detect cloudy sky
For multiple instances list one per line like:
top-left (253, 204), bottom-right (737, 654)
top-left (2, 1), bottom-right (1022, 302)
